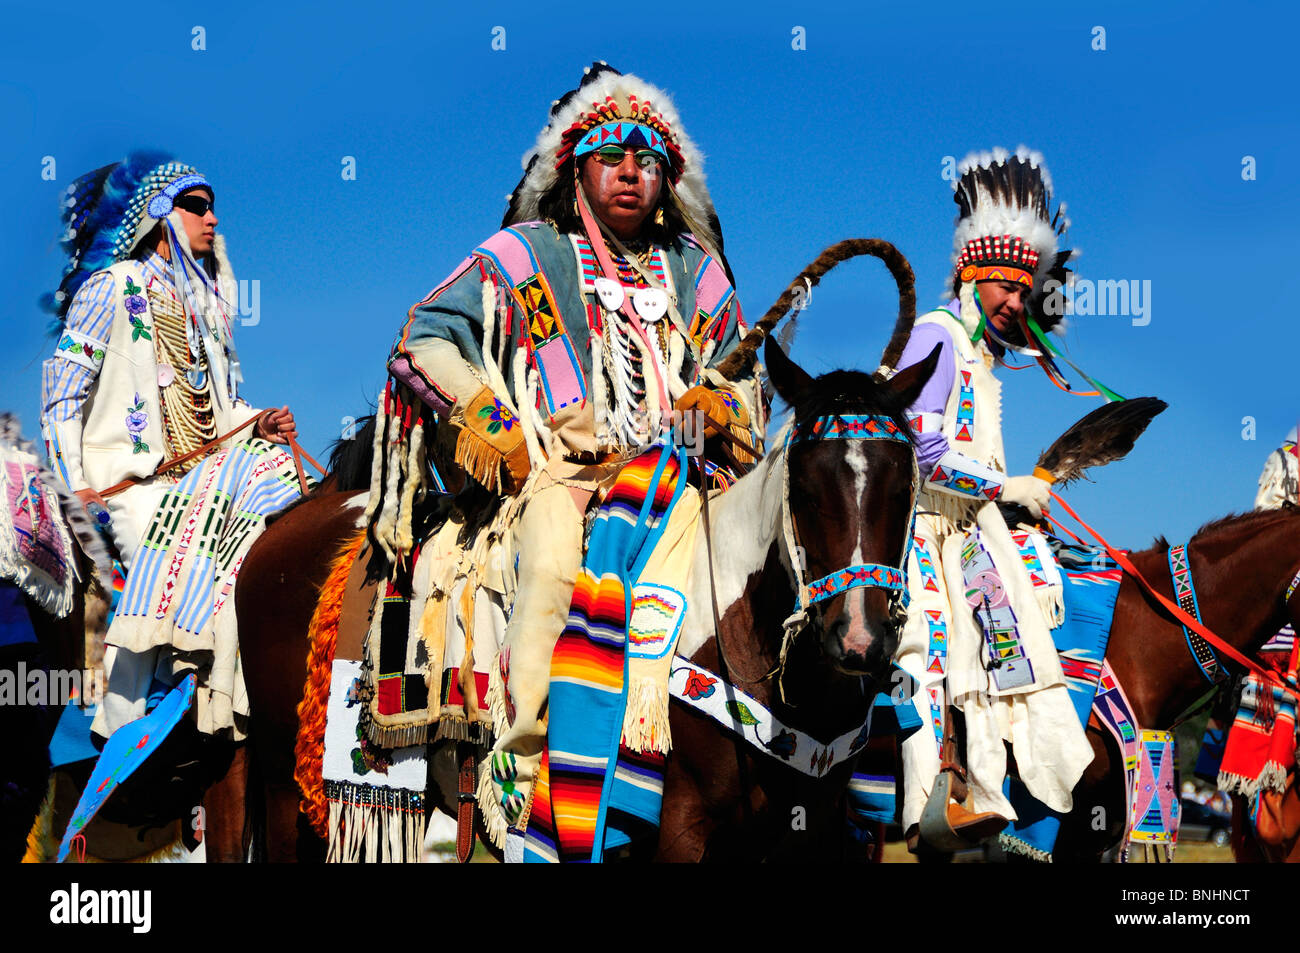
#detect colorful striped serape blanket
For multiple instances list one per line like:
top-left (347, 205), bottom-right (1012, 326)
top-left (1219, 626), bottom-right (1298, 798)
top-left (523, 441), bottom-right (689, 863)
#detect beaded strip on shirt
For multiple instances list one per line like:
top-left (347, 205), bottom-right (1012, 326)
top-left (148, 285), bottom-right (217, 471)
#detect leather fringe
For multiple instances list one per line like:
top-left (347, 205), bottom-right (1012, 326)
top-left (432, 717), bottom-right (490, 744)
top-left (621, 676), bottom-right (673, 754)
top-left (365, 721), bottom-right (432, 750)
top-left (475, 759), bottom-right (509, 849)
top-left (325, 780), bottom-right (426, 863)
top-left (455, 426), bottom-right (503, 494)
top-left (998, 832), bottom-right (1053, 863)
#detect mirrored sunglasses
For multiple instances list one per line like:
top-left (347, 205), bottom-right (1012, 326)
top-left (591, 145), bottom-right (663, 170)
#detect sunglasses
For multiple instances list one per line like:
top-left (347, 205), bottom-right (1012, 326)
top-left (591, 145), bottom-right (663, 170)
top-left (174, 194), bottom-right (215, 217)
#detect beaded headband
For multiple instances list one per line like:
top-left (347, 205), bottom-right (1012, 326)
top-left (555, 94), bottom-right (685, 180)
top-left (112, 162), bottom-right (212, 261)
top-left (573, 121), bottom-right (671, 163)
top-left (956, 234), bottom-right (1040, 287)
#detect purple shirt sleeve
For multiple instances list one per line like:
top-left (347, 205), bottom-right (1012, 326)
top-left (895, 321), bottom-right (956, 474)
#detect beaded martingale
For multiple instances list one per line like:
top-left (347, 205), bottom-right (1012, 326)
top-left (1166, 543), bottom-right (1222, 684)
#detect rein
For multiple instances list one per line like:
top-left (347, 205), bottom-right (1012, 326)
top-left (1044, 490), bottom-right (1298, 700)
top-left (98, 413), bottom-right (329, 500)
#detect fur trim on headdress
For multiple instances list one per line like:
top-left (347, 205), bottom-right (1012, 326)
top-left (502, 61), bottom-right (723, 252)
top-left (952, 146), bottom-right (1073, 334)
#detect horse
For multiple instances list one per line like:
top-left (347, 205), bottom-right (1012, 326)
top-left (1036, 505), bottom-right (1300, 862)
top-left (229, 333), bottom-right (942, 862)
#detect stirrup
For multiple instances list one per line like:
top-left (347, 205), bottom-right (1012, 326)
top-left (918, 770), bottom-right (1007, 851)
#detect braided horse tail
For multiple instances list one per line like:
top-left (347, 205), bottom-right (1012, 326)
top-left (715, 238), bottom-right (917, 381)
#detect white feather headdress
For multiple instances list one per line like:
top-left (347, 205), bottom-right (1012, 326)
top-left (951, 148), bottom-right (1071, 292)
top-left (502, 62), bottom-right (723, 251)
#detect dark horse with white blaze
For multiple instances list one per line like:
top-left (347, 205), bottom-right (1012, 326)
top-left (227, 335), bottom-right (942, 862)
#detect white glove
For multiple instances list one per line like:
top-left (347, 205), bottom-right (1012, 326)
top-left (1000, 474), bottom-right (1053, 520)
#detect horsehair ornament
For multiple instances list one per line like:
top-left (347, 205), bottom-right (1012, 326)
top-left (715, 238), bottom-right (918, 381)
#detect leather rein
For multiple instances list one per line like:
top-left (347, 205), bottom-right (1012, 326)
top-left (1044, 491), bottom-right (1300, 702)
top-left (98, 412), bottom-right (328, 500)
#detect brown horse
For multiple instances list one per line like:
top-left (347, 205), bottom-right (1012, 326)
top-left (1232, 774), bottom-right (1300, 862)
top-left (1044, 505), bottom-right (1300, 862)
top-left (229, 337), bottom-right (941, 862)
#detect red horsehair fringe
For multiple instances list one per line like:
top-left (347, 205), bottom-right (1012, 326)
top-left (294, 530), bottom-right (366, 838)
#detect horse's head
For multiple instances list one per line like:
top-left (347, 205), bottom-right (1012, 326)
top-left (765, 337), bottom-right (940, 681)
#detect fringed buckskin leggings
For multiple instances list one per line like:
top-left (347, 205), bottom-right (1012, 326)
top-left (486, 482), bottom-right (585, 830)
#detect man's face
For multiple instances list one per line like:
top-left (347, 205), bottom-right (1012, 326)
top-left (175, 187), bottom-right (217, 257)
top-left (977, 279), bottom-right (1031, 333)
top-left (578, 146), bottom-right (664, 239)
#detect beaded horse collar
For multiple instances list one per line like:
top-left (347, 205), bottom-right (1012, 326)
top-left (1167, 544), bottom-right (1225, 684)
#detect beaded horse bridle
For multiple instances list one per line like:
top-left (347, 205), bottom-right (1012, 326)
top-left (695, 411), bottom-right (919, 695)
top-left (775, 413), bottom-right (919, 671)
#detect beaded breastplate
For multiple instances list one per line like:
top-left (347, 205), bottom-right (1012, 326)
top-left (148, 284), bottom-right (218, 472)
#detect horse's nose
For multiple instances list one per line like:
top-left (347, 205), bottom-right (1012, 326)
top-left (826, 613), bottom-right (896, 680)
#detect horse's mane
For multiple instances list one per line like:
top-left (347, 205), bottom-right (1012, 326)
top-left (790, 368), bottom-right (916, 444)
top-left (328, 414), bottom-right (376, 492)
top-left (1142, 504), bottom-right (1300, 555)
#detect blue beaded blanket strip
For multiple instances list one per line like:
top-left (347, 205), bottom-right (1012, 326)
top-left (1167, 544), bottom-right (1221, 684)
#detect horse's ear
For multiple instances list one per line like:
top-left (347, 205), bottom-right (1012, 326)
top-left (765, 336), bottom-right (815, 408)
top-left (885, 343), bottom-right (942, 410)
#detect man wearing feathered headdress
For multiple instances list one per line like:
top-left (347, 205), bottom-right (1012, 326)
top-left (889, 148), bottom-right (1106, 850)
top-left (40, 152), bottom-right (301, 741)
top-left (379, 63), bottom-right (762, 841)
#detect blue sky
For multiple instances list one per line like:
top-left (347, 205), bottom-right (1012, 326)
top-left (2, 0), bottom-right (1296, 548)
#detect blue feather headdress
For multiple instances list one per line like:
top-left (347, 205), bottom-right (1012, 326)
top-left (43, 151), bottom-right (212, 326)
